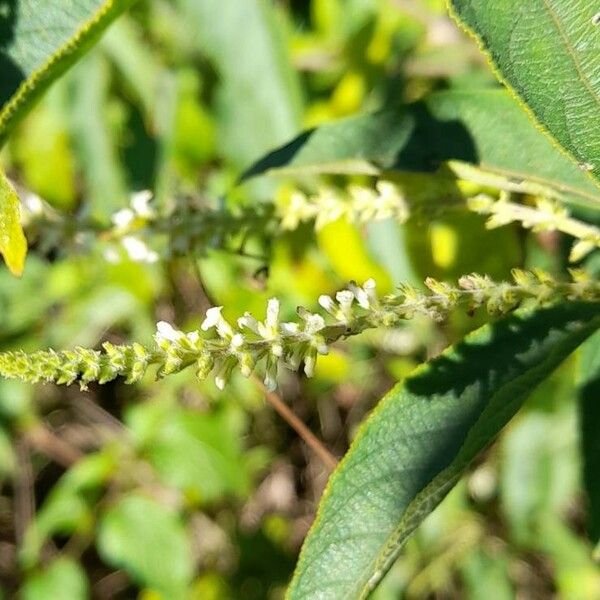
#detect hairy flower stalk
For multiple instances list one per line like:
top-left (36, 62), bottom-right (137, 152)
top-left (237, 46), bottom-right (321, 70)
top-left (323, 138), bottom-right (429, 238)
top-left (278, 180), bottom-right (409, 230)
top-left (468, 193), bottom-right (600, 262)
top-left (21, 182), bottom-right (411, 263)
top-left (0, 270), bottom-right (598, 391)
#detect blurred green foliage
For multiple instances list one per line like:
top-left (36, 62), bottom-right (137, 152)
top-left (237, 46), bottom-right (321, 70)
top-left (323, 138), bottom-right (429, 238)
top-left (0, 0), bottom-right (598, 598)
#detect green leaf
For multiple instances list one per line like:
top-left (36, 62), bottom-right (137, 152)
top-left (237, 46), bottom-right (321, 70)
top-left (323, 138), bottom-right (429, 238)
top-left (127, 402), bottom-right (253, 503)
top-left (577, 330), bottom-right (600, 547)
top-left (97, 494), bottom-right (194, 597)
top-left (175, 0), bottom-right (302, 167)
top-left (0, 0), bottom-right (137, 145)
top-left (0, 169), bottom-right (27, 276)
top-left (20, 451), bottom-right (116, 567)
top-left (244, 89), bottom-right (600, 208)
top-left (288, 302), bottom-right (600, 600)
top-left (447, 0), bottom-right (600, 184)
top-left (68, 52), bottom-right (128, 218)
top-left (20, 557), bottom-right (89, 600)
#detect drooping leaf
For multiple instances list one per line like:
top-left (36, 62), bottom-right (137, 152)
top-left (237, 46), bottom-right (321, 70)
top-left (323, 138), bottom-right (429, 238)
top-left (0, 169), bottom-right (27, 276)
top-left (97, 494), bottom-right (193, 597)
top-left (243, 90), bottom-right (600, 208)
top-left (448, 0), bottom-right (600, 184)
top-left (288, 302), bottom-right (600, 600)
top-left (20, 558), bottom-right (89, 600)
top-left (0, 0), bottom-right (137, 145)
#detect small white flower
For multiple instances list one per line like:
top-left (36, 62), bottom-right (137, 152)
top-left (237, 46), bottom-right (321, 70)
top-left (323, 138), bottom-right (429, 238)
top-left (264, 354), bottom-right (278, 391)
top-left (121, 236), bottom-right (159, 263)
top-left (279, 191), bottom-right (316, 230)
top-left (201, 306), bottom-right (234, 338)
top-left (112, 208), bottom-right (135, 230)
top-left (230, 333), bottom-right (244, 349)
top-left (238, 313), bottom-right (260, 334)
top-left (350, 279), bottom-right (378, 309)
top-left (265, 298), bottom-right (280, 329)
top-left (258, 298), bottom-right (280, 340)
top-left (301, 312), bottom-right (326, 334)
top-left (130, 190), bottom-right (155, 218)
top-left (280, 322), bottom-right (300, 335)
top-left (335, 290), bottom-right (354, 320)
top-left (156, 321), bottom-right (184, 344)
top-left (202, 306), bottom-right (224, 331)
top-left (318, 294), bottom-right (336, 315)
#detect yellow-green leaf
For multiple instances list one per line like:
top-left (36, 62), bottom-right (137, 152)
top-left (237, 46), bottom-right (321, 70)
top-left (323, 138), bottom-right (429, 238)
top-left (0, 170), bottom-right (27, 276)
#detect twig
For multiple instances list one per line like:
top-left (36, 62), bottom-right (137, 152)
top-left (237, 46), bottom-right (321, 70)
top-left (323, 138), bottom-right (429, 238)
top-left (254, 378), bottom-right (338, 472)
top-left (93, 570), bottom-right (130, 599)
top-left (13, 438), bottom-right (35, 546)
top-left (25, 424), bottom-right (83, 468)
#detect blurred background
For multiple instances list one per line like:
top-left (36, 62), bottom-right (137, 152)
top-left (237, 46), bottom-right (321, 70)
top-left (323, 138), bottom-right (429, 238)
top-left (0, 0), bottom-right (597, 598)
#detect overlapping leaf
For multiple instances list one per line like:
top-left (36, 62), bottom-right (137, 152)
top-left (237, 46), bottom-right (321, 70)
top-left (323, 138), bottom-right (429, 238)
top-left (448, 0), bottom-right (600, 184)
top-left (245, 90), bottom-right (600, 208)
top-left (288, 303), bottom-right (600, 599)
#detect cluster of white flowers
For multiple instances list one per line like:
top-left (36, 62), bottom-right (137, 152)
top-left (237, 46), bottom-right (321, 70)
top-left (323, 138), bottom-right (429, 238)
top-left (0, 271), bottom-right (598, 391)
top-left (154, 293), bottom-right (332, 391)
top-left (468, 192), bottom-right (600, 262)
top-left (103, 191), bottom-right (159, 264)
top-left (149, 269), bottom-right (600, 391)
top-left (278, 180), bottom-right (409, 230)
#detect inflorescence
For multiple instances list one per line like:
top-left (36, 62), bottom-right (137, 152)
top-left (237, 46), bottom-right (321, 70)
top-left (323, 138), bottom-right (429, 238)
top-left (469, 192), bottom-right (600, 262)
top-left (0, 269), bottom-right (598, 392)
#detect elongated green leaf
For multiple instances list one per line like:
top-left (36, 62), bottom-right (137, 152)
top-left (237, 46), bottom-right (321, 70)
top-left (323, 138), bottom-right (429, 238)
top-left (288, 302), bottom-right (600, 600)
top-left (244, 90), bottom-right (600, 207)
top-left (578, 330), bottom-right (600, 546)
top-left (447, 0), bottom-right (600, 184)
top-left (68, 52), bottom-right (128, 218)
top-left (0, 169), bottom-right (27, 276)
top-left (176, 0), bottom-right (302, 167)
top-left (0, 0), bottom-right (137, 145)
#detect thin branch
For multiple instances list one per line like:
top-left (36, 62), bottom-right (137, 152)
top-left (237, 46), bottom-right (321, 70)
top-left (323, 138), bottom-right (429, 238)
top-left (25, 424), bottom-right (83, 468)
top-left (254, 377), bottom-right (338, 472)
top-left (13, 438), bottom-right (35, 546)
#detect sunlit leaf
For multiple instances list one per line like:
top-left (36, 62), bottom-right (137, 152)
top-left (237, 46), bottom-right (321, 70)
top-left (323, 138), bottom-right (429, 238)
top-left (244, 90), bottom-right (600, 208)
top-left (0, 169), bottom-right (27, 276)
top-left (448, 0), bottom-right (600, 184)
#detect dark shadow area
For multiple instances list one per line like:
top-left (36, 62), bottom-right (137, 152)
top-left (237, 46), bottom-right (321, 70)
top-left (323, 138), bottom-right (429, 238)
top-left (391, 102), bottom-right (478, 171)
top-left (0, 0), bottom-right (25, 107)
top-left (405, 303), bottom-right (597, 399)
top-left (241, 128), bottom-right (315, 181)
top-left (241, 100), bottom-right (479, 181)
top-left (579, 372), bottom-right (600, 542)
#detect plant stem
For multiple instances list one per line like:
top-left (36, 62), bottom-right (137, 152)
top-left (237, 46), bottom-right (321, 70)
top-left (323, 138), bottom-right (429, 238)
top-left (254, 377), bottom-right (338, 472)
